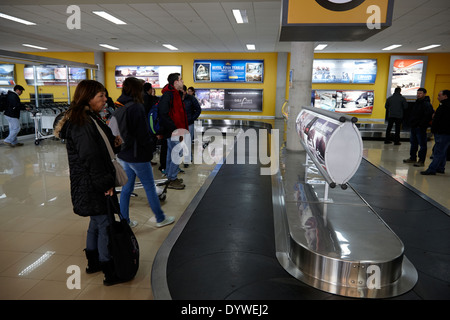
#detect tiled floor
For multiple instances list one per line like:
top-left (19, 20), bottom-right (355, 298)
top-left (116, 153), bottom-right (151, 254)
top-left (0, 131), bottom-right (448, 300)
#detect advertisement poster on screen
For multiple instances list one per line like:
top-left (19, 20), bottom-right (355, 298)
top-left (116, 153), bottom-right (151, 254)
top-left (196, 88), bottom-right (263, 112)
top-left (115, 65), bottom-right (182, 88)
top-left (24, 65), bottom-right (86, 86)
top-left (312, 59), bottom-right (377, 84)
top-left (389, 59), bottom-right (424, 96)
top-left (0, 64), bottom-right (15, 86)
top-left (194, 60), bottom-right (264, 83)
top-left (313, 90), bottom-right (374, 114)
top-left (297, 110), bottom-right (340, 170)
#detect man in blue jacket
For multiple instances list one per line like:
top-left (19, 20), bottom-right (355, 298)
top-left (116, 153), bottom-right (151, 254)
top-left (3, 85), bottom-right (26, 147)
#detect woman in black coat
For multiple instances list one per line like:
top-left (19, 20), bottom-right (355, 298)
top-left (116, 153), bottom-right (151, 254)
top-left (55, 80), bottom-right (126, 286)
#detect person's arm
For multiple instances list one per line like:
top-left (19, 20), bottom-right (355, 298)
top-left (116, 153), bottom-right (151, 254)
top-left (158, 92), bottom-right (176, 136)
top-left (192, 95), bottom-right (202, 120)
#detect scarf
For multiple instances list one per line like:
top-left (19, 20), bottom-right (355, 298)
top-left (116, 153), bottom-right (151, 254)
top-left (162, 84), bottom-right (188, 130)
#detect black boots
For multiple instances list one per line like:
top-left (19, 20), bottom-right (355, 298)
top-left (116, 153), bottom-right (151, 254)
top-left (84, 249), bottom-right (101, 274)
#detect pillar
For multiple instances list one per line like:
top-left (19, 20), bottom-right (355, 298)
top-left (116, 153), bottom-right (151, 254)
top-left (94, 51), bottom-right (105, 85)
top-left (286, 42), bottom-right (314, 151)
top-left (275, 52), bottom-right (288, 119)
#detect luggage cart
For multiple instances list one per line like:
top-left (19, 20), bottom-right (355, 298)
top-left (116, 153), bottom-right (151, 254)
top-left (116, 178), bottom-right (169, 202)
top-left (30, 110), bottom-right (54, 145)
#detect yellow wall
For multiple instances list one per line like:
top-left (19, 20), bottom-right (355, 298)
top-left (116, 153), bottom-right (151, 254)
top-left (104, 52), bottom-right (278, 118)
top-left (4, 51), bottom-right (450, 121)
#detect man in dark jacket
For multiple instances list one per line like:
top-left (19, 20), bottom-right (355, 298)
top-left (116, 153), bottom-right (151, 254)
top-left (421, 90), bottom-right (450, 175)
top-left (403, 88), bottom-right (434, 167)
top-left (385, 87), bottom-right (408, 145)
top-left (3, 85), bottom-right (27, 147)
top-left (159, 73), bottom-right (188, 190)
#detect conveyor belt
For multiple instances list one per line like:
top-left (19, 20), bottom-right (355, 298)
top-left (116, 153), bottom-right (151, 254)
top-left (152, 123), bottom-right (450, 300)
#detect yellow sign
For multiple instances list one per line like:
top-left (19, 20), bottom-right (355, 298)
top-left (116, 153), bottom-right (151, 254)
top-left (279, 0), bottom-right (394, 41)
top-left (287, 0), bottom-right (390, 24)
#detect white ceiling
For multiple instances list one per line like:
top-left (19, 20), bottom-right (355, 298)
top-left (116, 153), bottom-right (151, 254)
top-left (0, 0), bottom-right (449, 54)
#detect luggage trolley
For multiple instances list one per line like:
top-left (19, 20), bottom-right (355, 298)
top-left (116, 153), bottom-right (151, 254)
top-left (30, 110), bottom-right (55, 145)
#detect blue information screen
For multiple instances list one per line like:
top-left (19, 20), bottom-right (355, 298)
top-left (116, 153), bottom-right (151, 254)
top-left (194, 60), bottom-right (264, 83)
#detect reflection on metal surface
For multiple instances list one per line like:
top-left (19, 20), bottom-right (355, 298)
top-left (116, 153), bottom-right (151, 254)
top-left (273, 146), bottom-right (418, 298)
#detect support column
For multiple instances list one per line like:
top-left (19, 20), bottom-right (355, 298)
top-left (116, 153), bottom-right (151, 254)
top-left (286, 42), bottom-right (314, 151)
top-left (275, 52), bottom-right (288, 119)
top-left (94, 51), bottom-right (105, 85)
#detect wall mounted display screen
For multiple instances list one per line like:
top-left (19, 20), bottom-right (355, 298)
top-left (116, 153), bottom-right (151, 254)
top-left (24, 65), bottom-right (86, 86)
top-left (196, 88), bottom-right (263, 112)
top-left (194, 60), bottom-right (264, 83)
top-left (386, 56), bottom-right (428, 99)
top-left (312, 89), bottom-right (374, 114)
top-left (115, 65), bottom-right (182, 88)
top-left (312, 59), bottom-right (377, 84)
top-left (0, 64), bottom-right (15, 86)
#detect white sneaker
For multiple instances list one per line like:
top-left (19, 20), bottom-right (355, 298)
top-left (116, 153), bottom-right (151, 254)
top-left (156, 216), bottom-right (175, 228)
top-left (128, 220), bottom-right (138, 228)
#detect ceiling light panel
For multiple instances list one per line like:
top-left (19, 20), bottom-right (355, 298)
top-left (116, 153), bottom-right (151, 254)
top-left (92, 11), bottom-right (127, 25)
top-left (0, 13), bottom-right (36, 25)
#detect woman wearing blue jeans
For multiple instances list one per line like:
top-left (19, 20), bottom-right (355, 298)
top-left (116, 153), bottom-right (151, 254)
top-left (112, 77), bottom-right (174, 228)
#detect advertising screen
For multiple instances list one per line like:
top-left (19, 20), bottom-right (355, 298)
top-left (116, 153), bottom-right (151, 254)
top-left (194, 60), bottom-right (264, 83)
top-left (195, 88), bottom-right (263, 112)
top-left (0, 64), bottom-right (15, 86)
top-left (312, 59), bottom-right (377, 84)
top-left (313, 90), bottom-right (374, 114)
top-left (115, 65), bottom-right (181, 88)
top-left (24, 65), bottom-right (86, 86)
top-left (389, 59), bottom-right (425, 96)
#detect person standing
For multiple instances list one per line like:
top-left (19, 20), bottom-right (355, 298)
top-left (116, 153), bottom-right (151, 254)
top-left (54, 80), bottom-right (127, 286)
top-left (3, 85), bottom-right (27, 147)
top-left (384, 87), bottom-right (408, 145)
top-left (182, 85), bottom-right (202, 167)
top-left (113, 77), bottom-right (175, 228)
top-left (159, 73), bottom-right (188, 190)
top-left (403, 88), bottom-right (434, 167)
top-left (421, 90), bottom-right (450, 175)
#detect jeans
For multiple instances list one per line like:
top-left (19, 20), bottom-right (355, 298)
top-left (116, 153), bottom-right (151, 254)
top-left (4, 116), bottom-right (21, 145)
top-left (118, 160), bottom-right (166, 223)
top-left (166, 138), bottom-right (182, 181)
top-left (409, 127), bottom-right (428, 162)
top-left (86, 215), bottom-right (110, 262)
top-left (385, 117), bottom-right (402, 143)
top-left (427, 134), bottom-right (450, 173)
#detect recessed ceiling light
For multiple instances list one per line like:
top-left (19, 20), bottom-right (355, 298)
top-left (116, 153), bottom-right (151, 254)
top-left (92, 11), bottom-right (127, 25)
top-left (314, 44), bottom-right (328, 51)
top-left (22, 44), bottom-right (47, 50)
top-left (163, 44), bottom-right (178, 51)
top-left (246, 44), bottom-right (256, 51)
top-left (417, 44), bottom-right (441, 51)
top-left (382, 44), bottom-right (402, 51)
top-left (0, 13), bottom-right (36, 25)
top-left (99, 44), bottom-right (119, 50)
top-left (232, 9), bottom-right (248, 24)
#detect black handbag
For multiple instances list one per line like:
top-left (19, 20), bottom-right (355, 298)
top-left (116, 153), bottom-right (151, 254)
top-left (106, 196), bottom-right (139, 281)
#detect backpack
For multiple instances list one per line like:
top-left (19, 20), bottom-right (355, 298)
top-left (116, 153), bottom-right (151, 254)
top-left (148, 102), bottom-right (160, 135)
top-left (109, 101), bottom-right (134, 151)
top-left (0, 92), bottom-right (8, 112)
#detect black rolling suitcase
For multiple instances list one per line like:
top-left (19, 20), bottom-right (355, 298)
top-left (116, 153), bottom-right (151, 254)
top-left (106, 196), bottom-right (139, 281)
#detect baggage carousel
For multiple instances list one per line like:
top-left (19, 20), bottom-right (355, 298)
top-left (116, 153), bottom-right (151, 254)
top-left (151, 119), bottom-right (450, 300)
